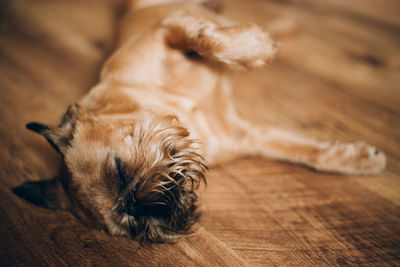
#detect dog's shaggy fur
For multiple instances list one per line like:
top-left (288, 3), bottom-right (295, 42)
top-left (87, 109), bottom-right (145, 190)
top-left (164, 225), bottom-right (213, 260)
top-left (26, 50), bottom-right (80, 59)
top-left (16, 0), bottom-right (386, 243)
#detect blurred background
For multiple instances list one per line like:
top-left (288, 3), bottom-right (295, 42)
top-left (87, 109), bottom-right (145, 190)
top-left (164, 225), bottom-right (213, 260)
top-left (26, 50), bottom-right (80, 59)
top-left (0, 0), bottom-right (399, 265)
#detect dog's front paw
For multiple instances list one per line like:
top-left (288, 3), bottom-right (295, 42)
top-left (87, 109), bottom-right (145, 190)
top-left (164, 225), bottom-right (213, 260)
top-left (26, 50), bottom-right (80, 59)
top-left (316, 142), bottom-right (386, 175)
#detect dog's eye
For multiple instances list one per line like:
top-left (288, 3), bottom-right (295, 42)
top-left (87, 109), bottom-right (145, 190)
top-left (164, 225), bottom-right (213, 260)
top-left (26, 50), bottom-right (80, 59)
top-left (125, 194), bottom-right (138, 216)
top-left (115, 156), bottom-right (129, 193)
top-left (115, 201), bottom-right (126, 213)
top-left (184, 50), bottom-right (201, 60)
top-left (115, 193), bottom-right (138, 214)
top-left (117, 193), bottom-right (141, 218)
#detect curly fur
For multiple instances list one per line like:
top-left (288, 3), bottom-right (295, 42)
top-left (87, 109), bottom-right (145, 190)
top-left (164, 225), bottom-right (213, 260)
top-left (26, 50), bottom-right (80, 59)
top-left (106, 115), bottom-right (207, 242)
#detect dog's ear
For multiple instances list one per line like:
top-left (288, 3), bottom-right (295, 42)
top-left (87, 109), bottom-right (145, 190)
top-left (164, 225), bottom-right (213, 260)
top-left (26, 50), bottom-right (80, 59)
top-left (26, 104), bottom-right (80, 154)
top-left (13, 177), bottom-right (72, 210)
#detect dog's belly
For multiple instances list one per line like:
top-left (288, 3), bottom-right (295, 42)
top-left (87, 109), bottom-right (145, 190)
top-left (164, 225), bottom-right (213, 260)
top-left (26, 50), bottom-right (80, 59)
top-left (102, 32), bottom-right (221, 101)
top-left (161, 49), bottom-right (223, 98)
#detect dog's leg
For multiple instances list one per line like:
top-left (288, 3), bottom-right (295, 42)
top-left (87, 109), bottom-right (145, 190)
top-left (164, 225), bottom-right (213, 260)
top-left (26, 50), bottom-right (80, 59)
top-left (231, 119), bottom-right (386, 175)
top-left (162, 11), bottom-right (277, 69)
top-left (200, 76), bottom-right (385, 175)
top-left (204, 77), bottom-right (385, 175)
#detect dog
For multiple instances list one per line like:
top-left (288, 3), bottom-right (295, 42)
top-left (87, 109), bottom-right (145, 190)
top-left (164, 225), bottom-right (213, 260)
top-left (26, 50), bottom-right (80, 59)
top-left (14, 0), bottom-right (386, 243)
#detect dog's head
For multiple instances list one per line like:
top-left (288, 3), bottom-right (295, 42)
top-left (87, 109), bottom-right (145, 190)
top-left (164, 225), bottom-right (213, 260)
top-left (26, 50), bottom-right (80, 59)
top-left (22, 105), bottom-right (207, 243)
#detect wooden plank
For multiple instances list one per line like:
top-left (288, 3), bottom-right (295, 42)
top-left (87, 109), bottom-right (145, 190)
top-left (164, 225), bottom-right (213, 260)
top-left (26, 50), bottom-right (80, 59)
top-left (202, 160), bottom-right (400, 266)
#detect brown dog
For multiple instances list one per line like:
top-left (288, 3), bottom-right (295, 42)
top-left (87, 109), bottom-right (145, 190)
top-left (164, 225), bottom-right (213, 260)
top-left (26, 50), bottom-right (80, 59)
top-left (15, 0), bottom-right (386, 243)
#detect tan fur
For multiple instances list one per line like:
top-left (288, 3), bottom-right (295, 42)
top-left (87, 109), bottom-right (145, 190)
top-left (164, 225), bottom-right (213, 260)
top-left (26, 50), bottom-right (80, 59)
top-left (22, 0), bottom-right (385, 242)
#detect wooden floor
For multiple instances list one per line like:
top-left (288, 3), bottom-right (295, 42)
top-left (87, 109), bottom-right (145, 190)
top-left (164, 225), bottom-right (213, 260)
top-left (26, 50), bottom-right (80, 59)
top-left (1, 0), bottom-right (399, 266)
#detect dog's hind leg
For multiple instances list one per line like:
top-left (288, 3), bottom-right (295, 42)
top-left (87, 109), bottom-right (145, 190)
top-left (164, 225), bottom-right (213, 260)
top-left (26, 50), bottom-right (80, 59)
top-left (162, 11), bottom-right (277, 69)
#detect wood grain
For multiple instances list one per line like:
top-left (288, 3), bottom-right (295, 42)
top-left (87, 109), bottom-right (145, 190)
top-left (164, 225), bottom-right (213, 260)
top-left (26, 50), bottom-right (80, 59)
top-left (0, 0), bottom-right (399, 266)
